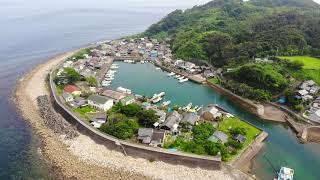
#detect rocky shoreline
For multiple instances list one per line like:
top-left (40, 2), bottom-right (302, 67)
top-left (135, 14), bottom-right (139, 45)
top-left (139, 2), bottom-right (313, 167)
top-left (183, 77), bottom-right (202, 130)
top-left (13, 50), bottom-right (252, 180)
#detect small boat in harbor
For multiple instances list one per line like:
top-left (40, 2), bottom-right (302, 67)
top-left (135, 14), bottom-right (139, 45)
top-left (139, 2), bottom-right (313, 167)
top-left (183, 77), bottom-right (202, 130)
top-left (151, 96), bottom-right (162, 103)
top-left (155, 67), bottom-right (161, 70)
top-left (196, 106), bottom-right (202, 112)
top-left (277, 167), bottom-right (294, 180)
top-left (179, 78), bottom-right (189, 83)
top-left (183, 103), bottom-right (192, 111)
top-left (167, 72), bottom-right (175, 76)
top-left (116, 86), bottom-right (132, 94)
top-left (175, 74), bottom-right (181, 78)
top-left (162, 100), bottom-right (171, 107)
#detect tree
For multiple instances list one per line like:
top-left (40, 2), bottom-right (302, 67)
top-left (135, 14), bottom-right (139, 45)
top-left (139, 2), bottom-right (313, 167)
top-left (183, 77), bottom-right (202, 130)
top-left (100, 118), bottom-right (139, 140)
top-left (230, 127), bottom-right (247, 136)
top-left (204, 32), bottom-right (233, 67)
top-left (120, 104), bottom-right (141, 117)
top-left (86, 76), bottom-right (97, 86)
top-left (192, 123), bottom-right (215, 141)
top-left (137, 109), bottom-right (158, 127)
top-left (204, 141), bottom-right (220, 156)
top-left (64, 68), bottom-right (81, 84)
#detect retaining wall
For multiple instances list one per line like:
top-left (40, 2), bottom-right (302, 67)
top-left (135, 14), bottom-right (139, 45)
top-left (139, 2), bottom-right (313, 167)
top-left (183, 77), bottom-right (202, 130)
top-left (49, 62), bottom-right (221, 170)
top-left (206, 81), bottom-right (261, 116)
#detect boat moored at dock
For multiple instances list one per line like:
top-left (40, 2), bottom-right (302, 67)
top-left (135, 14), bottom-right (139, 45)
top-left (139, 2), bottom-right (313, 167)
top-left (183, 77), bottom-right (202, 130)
top-left (277, 167), bottom-right (294, 180)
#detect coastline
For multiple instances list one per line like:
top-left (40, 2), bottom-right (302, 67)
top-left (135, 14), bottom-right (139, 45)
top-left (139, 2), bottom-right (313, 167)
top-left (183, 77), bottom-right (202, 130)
top-left (13, 49), bottom-right (253, 180)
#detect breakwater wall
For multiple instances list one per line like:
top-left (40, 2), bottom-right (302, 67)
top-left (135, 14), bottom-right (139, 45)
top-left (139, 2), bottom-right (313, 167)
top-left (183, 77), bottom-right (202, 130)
top-left (49, 61), bottom-right (221, 170)
top-left (206, 81), bottom-right (262, 117)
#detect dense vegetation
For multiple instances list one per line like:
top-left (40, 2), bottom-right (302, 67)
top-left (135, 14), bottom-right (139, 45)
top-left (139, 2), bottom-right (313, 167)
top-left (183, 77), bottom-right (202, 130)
top-left (100, 103), bottom-right (158, 140)
top-left (145, 0), bottom-right (320, 66)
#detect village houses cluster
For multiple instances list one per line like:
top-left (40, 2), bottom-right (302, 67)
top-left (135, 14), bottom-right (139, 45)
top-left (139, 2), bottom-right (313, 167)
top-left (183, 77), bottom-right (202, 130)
top-left (54, 37), bottom-right (248, 149)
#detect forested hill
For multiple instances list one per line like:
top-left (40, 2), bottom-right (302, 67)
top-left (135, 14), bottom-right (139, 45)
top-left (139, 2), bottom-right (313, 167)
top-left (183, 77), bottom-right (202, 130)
top-left (144, 0), bottom-right (320, 67)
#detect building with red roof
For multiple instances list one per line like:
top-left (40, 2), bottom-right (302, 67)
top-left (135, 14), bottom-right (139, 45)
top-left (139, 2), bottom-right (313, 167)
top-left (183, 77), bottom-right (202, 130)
top-left (63, 85), bottom-right (81, 96)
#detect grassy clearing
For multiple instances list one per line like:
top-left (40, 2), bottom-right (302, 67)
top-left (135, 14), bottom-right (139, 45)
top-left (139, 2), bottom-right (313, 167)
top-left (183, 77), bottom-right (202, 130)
top-left (279, 56), bottom-right (320, 70)
top-left (218, 117), bottom-right (261, 148)
top-left (73, 106), bottom-right (96, 120)
top-left (208, 77), bottom-right (220, 84)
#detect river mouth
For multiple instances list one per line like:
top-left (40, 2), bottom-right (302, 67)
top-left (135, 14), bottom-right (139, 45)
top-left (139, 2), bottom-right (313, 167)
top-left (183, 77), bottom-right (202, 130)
top-left (108, 61), bottom-right (320, 180)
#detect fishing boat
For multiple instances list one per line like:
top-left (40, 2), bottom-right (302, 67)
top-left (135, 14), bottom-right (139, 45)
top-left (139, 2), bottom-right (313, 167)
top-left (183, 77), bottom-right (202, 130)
top-left (116, 86), bottom-right (132, 94)
top-left (175, 74), bottom-right (181, 78)
top-left (196, 107), bottom-right (202, 112)
top-left (167, 72), bottom-right (175, 76)
top-left (152, 96), bottom-right (162, 103)
top-left (183, 103), bottom-right (192, 111)
top-left (179, 78), bottom-right (189, 83)
top-left (162, 100), bottom-right (171, 107)
top-left (104, 77), bottom-right (114, 81)
top-left (277, 167), bottom-right (294, 180)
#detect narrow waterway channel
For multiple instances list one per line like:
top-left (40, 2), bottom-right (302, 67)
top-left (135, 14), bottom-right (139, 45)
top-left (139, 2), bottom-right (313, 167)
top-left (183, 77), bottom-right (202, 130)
top-left (110, 61), bottom-right (320, 180)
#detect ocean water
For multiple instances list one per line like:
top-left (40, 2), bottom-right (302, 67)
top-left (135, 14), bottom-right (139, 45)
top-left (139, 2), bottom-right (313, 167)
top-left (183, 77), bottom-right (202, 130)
top-left (0, 0), bottom-right (211, 179)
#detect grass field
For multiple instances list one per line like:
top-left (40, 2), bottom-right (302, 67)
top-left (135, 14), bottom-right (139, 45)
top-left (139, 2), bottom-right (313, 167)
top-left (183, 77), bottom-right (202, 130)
top-left (73, 106), bottom-right (96, 120)
top-left (279, 56), bottom-right (320, 84)
top-left (208, 77), bottom-right (220, 84)
top-left (279, 56), bottom-right (320, 70)
top-left (218, 117), bottom-right (261, 148)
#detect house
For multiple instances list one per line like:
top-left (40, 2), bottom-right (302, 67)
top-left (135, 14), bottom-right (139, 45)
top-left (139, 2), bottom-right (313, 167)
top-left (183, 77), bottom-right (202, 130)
top-left (64, 85), bottom-right (81, 96)
top-left (200, 105), bottom-right (221, 121)
top-left (181, 113), bottom-right (199, 125)
top-left (102, 89), bottom-right (126, 102)
top-left (161, 111), bottom-right (182, 133)
top-left (150, 130), bottom-right (166, 147)
top-left (233, 134), bottom-right (246, 143)
top-left (208, 131), bottom-right (228, 144)
top-left (155, 109), bottom-right (167, 123)
top-left (120, 95), bottom-right (135, 105)
top-left (138, 128), bottom-right (153, 144)
top-left (73, 97), bottom-right (86, 107)
top-left (87, 94), bottom-right (114, 111)
top-left (298, 90), bottom-right (309, 96)
top-left (62, 92), bottom-right (74, 102)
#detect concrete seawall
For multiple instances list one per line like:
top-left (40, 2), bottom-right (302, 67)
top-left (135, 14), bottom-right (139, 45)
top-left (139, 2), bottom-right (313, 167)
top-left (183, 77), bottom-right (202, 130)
top-left (49, 63), bottom-right (222, 170)
top-left (206, 81), bottom-right (262, 117)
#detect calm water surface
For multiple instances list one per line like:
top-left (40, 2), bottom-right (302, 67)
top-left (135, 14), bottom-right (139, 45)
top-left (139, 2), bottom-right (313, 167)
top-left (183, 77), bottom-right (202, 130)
top-left (0, 0), bottom-right (210, 179)
top-left (110, 62), bottom-right (320, 180)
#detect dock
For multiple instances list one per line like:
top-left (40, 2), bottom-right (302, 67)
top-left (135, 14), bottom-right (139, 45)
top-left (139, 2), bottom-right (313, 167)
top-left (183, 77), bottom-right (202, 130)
top-left (154, 61), bottom-right (206, 84)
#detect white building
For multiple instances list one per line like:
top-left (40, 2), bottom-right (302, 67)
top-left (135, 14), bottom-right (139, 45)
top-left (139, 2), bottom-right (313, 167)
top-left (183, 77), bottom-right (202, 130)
top-left (87, 95), bottom-right (114, 111)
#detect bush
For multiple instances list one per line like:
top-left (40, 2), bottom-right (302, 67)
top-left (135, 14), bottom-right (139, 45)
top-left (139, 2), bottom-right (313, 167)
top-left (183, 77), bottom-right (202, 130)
top-left (100, 118), bottom-right (139, 140)
top-left (86, 76), bottom-right (97, 86)
top-left (230, 127), bottom-right (247, 136)
top-left (192, 123), bottom-right (215, 141)
top-left (137, 109), bottom-right (158, 127)
top-left (120, 104), bottom-right (141, 117)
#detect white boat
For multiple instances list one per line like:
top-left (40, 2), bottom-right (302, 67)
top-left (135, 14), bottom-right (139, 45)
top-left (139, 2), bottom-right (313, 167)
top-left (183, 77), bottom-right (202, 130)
top-left (158, 92), bottom-right (165, 97)
top-left (152, 96), bottom-right (162, 103)
top-left (167, 72), bottom-right (175, 76)
top-left (175, 75), bottom-right (181, 78)
top-left (155, 67), bottom-right (161, 70)
top-left (179, 78), bottom-right (189, 83)
top-left (105, 77), bottom-right (114, 81)
top-left (277, 167), bottom-right (294, 180)
top-left (116, 86), bottom-right (132, 94)
top-left (162, 100), bottom-right (171, 107)
top-left (196, 107), bottom-right (202, 112)
top-left (102, 80), bottom-right (112, 84)
top-left (183, 103), bottom-right (192, 111)
top-left (101, 83), bottom-right (110, 87)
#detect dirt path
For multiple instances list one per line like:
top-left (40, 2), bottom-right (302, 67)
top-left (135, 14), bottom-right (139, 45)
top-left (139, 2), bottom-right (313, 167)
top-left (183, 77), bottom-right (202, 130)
top-left (14, 51), bottom-right (253, 180)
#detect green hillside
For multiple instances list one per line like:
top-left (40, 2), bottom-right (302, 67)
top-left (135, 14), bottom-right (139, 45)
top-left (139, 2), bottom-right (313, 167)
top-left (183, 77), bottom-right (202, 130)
top-left (144, 0), bottom-right (320, 67)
